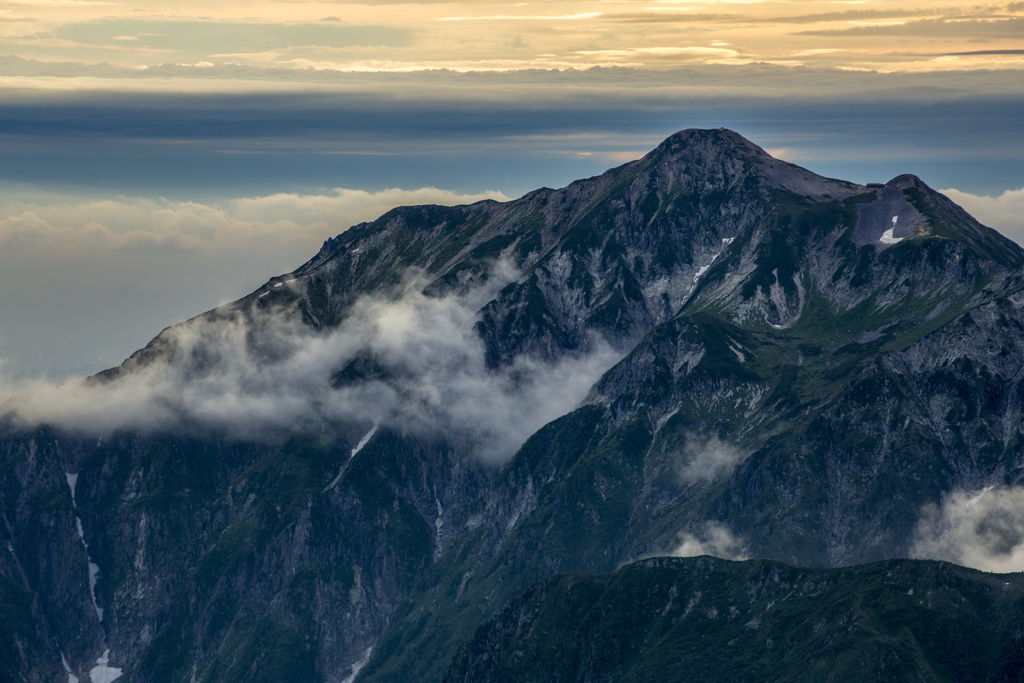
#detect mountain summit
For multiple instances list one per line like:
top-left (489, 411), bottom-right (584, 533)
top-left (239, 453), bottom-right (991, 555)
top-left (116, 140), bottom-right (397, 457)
top-left (3, 129), bottom-right (1024, 682)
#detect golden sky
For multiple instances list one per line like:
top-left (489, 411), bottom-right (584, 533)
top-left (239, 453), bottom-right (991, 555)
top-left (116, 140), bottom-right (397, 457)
top-left (2, 0), bottom-right (1023, 77)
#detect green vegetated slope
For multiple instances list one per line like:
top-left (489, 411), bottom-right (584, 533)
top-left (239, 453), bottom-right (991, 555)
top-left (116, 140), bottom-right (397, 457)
top-left (446, 556), bottom-right (1024, 683)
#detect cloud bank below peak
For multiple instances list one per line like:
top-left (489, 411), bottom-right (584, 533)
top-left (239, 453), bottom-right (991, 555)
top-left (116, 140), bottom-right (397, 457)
top-left (0, 260), bottom-right (623, 464)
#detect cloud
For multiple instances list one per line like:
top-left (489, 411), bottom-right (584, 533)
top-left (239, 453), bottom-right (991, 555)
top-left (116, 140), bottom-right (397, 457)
top-left (799, 16), bottom-right (1024, 38)
top-left (0, 261), bottom-right (621, 463)
top-left (3, 66), bottom-right (1023, 206)
top-left (677, 435), bottom-right (747, 484)
top-left (0, 189), bottom-right (510, 254)
top-left (942, 49), bottom-right (1024, 56)
top-left (437, 13), bottom-right (601, 21)
top-left (938, 186), bottom-right (1024, 244)
top-left (0, 187), bottom-right (508, 378)
top-left (910, 486), bottom-right (1024, 572)
top-left (5, 0), bottom-right (1024, 77)
top-left (671, 522), bottom-right (747, 560)
top-left (606, 7), bottom-right (924, 25)
top-left (574, 47), bottom-right (740, 61)
top-left (53, 19), bottom-right (414, 53)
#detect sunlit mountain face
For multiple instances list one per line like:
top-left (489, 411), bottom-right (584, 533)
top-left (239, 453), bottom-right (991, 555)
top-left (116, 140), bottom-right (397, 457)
top-left (3, 129), bottom-right (1024, 682)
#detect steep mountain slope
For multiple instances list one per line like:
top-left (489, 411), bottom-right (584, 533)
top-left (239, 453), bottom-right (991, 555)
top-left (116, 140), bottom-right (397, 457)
top-left (445, 557), bottom-right (1024, 682)
top-left (361, 134), bottom-right (1024, 681)
top-left (1, 129), bottom-right (1023, 682)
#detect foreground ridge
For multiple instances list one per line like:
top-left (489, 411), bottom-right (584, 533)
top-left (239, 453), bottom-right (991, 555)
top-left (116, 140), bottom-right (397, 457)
top-left (447, 556), bottom-right (1024, 683)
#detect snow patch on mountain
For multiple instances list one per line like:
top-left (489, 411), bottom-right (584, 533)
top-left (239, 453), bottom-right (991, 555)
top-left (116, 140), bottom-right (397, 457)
top-left (324, 422), bottom-right (378, 492)
top-left (341, 647), bottom-right (373, 683)
top-left (89, 650), bottom-right (121, 683)
top-left (61, 652), bottom-right (79, 683)
top-left (880, 216), bottom-right (904, 244)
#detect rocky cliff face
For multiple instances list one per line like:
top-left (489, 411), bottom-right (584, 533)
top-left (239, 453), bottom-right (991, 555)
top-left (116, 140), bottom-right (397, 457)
top-left (2, 129), bottom-right (1023, 681)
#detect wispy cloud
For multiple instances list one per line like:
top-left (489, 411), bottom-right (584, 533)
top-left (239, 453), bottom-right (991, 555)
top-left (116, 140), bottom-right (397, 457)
top-left (6, 0), bottom-right (114, 4)
top-left (437, 12), bottom-right (601, 21)
top-left (799, 15), bottom-right (1024, 37)
top-left (911, 486), bottom-right (1024, 572)
top-left (52, 19), bottom-right (414, 53)
top-left (575, 47), bottom-right (740, 59)
top-left (941, 49), bottom-right (1024, 55)
top-left (608, 7), bottom-right (931, 25)
top-left (0, 187), bottom-right (509, 257)
top-left (0, 261), bottom-right (621, 463)
top-left (671, 522), bottom-right (748, 560)
top-left (677, 435), bottom-right (747, 484)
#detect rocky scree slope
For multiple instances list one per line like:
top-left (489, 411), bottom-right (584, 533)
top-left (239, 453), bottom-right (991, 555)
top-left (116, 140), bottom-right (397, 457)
top-left (1, 129), bottom-right (1023, 682)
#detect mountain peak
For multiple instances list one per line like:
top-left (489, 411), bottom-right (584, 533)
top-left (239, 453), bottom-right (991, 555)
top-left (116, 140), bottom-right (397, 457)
top-left (654, 127), bottom-right (768, 156)
top-left (885, 173), bottom-right (926, 189)
top-left (642, 127), bottom-right (861, 203)
top-left (647, 127), bottom-right (772, 171)
top-left (6, 129), bottom-right (1024, 683)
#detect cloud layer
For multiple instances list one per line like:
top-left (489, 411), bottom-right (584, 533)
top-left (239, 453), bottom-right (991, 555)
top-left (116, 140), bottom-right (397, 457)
top-left (910, 486), bottom-right (1024, 572)
top-left (3, 67), bottom-right (1022, 202)
top-left (3, 1), bottom-right (1023, 73)
top-left (1, 262), bottom-right (621, 463)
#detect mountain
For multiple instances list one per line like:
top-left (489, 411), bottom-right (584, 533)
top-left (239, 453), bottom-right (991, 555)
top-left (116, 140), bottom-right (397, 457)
top-left (445, 557), bottom-right (1024, 682)
top-left (2, 128), bottom-right (1024, 682)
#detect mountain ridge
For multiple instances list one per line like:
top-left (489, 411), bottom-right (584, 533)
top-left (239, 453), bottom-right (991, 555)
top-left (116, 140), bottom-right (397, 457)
top-left (91, 128), bottom-right (1024, 387)
top-left (445, 555), bottom-right (1024, 683)
top-left (2, 128), bottom-right (1024, 682)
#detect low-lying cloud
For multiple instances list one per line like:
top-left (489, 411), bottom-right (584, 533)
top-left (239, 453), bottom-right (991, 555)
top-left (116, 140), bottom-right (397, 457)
top-left (910, 485), bottom-right (1024, 572)
top-left (939, 186), bottom-right (1024, 244)
top-left (0, 261), bottom-right (620, 463)
top-left (671, 522), bottom-right (747, 561)
top-left (677, 435), bottom-right (747, 485)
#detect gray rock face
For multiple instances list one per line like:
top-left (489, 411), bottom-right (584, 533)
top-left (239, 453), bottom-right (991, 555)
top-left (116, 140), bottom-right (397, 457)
top-left (2, 128), bottom-right (1023, 682)
top-left (853, 186), bottom-right (921, 246)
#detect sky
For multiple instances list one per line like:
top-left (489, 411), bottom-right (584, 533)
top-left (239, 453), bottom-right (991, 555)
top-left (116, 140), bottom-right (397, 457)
top-left (1, 0), bottom-right (1024, 378)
